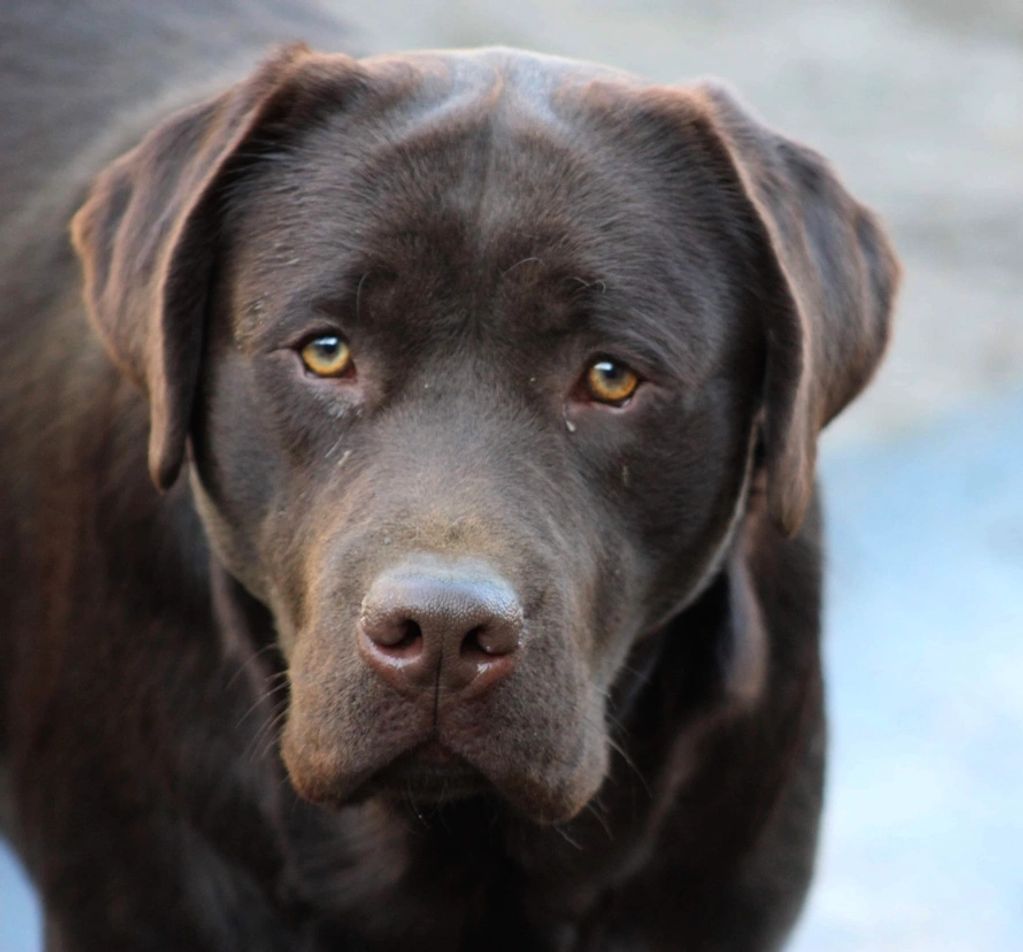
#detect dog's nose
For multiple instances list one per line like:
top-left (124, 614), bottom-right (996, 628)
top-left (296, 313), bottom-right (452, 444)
top-left (358, 560), bottom-right (522, 699)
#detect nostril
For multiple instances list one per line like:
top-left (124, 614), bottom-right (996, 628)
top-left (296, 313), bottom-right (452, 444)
top-left (362, 614), bottom-right (424, 659)
top-left (460, 625), bottom-right (487, 660)
top-left (390, 619), bottom-right (422, 652)
top-left (461, 622), bottom-right (519, 660)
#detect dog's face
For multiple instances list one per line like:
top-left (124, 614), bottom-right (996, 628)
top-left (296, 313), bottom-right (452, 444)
top-left (72, 48), bottom-right (897, 823)
top-left (193, 51), bottom-right (766, 820)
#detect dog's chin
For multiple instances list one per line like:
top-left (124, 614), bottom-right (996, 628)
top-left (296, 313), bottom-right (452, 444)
top-left (286, 734), bottom-right (607, 825)
top-left (361, 743), bottom-right (494, 806)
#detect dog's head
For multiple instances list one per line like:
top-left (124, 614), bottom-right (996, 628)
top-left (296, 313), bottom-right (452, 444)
top-left (72, 46), bottom-right (897, 823)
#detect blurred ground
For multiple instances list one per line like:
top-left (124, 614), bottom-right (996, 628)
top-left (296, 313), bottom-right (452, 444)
top-left (794, 389), bottom-right (1023, 951)
top-left (2, 1), bottom-right (1021, 949)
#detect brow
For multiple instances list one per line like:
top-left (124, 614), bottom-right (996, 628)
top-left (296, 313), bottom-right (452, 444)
top-left (232, 264), bottom-right (393, 351)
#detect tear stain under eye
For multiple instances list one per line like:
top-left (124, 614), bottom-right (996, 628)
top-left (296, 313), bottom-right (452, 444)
top-left (564, 413), bottom-right (577, 434)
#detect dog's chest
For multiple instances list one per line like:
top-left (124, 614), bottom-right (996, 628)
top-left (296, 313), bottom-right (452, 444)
top-left (280, 805), bottom-right (628, 952)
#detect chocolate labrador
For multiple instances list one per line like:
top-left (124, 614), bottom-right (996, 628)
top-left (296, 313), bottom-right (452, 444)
top-left (0, 1), bottom-right (898, 949)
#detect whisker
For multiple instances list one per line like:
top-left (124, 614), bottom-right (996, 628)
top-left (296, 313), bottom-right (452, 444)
top-left (605, 733), bottom-right (651, 800)
top-left (583, 797), bottom-right (614, 840)
top-left (235, 678), bottom-right (292, 734)
top-left (551, 822), bottom-right (583, 850)
top-left (224, 643), bottom-right (282, 692)
top-left (251, 708), bottom-right (289, 763)
top-left (405, 780), bottom-right (428, 827)
top-left (502, 255), bottom-right (543, 277)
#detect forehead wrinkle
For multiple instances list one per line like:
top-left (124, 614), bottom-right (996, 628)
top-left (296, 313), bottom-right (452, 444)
top-left (330, 74), bottom-right (624, 254)
top-left (226, 227), bottom-right (379, 344)
top-left (331, 67), bottom-right (530, 227)
top-left (486, 252), bottom-right (707, 382)
top-left (485, 206), bottom-right (716, 370)
top-left (590, 305), bottom-right (703, 382)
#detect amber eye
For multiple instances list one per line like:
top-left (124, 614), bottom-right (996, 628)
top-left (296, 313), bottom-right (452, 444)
top-left (299, 334), bottom-right (353, 378)
top-left (584, 358), bottom-right (640, 405)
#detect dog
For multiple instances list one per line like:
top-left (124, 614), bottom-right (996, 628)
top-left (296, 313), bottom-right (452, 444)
top-left (0, 1), bottom-right (898, 948)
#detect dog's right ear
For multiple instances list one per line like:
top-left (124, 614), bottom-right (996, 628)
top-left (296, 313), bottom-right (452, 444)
top-left (71, 44), bottom-right (362, 490)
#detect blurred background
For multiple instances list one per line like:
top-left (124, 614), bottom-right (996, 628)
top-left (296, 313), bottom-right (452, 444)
top-left (3, 1), bottom-right (1021, 949)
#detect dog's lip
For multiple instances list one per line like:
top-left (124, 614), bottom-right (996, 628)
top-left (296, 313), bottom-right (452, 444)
top-left (414, 737), bottom-right (461, 764)
top-left (370, 741), bottom-right (491, 803)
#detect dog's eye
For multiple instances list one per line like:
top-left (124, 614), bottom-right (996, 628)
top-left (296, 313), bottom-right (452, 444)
top-left (584, 358), bottom-right (640, 405)
top-left (299, 335), bottom-right (353, 378)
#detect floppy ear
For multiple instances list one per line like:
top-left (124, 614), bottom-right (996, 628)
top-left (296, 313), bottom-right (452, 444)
top-left (693, 84), bottom-right (900, 536)
top-left (71, 44), bottom-right (359, 490)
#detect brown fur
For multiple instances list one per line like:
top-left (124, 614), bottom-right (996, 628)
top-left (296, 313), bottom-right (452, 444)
top-left (0, 5), bottom-right (898, 950)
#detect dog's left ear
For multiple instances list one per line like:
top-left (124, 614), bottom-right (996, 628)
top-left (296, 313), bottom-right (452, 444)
top-left (692, 84), bottom-right (900, 536)
top-left (71, 44), bottom-right (362, 490)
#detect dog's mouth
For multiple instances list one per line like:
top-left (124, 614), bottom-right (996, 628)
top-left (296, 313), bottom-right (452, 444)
top-left (364, 740), bottom-right (493, 805)
top-left (281, 622), bottom-right (610, 822)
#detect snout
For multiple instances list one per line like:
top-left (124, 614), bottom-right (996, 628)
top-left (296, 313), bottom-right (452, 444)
top-left (358, 558), bottom-right (522, 701)
top-left (283, 547), bottom-right (608, 823)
